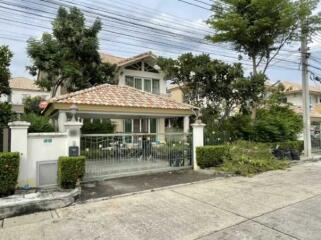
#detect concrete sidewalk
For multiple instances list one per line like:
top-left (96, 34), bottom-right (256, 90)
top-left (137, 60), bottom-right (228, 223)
top-left (1, 161), bottom-right (321, 240)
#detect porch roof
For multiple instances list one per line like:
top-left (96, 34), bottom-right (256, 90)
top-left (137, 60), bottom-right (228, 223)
top-left (44, 84), bottom-right (196, 117)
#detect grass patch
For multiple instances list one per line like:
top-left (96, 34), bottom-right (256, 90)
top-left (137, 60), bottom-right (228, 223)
top-left (215, 141), bottom-right (289, 176)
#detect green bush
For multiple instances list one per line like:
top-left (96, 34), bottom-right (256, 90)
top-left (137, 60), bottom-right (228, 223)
top-left (23, 96), bottom-right (43, 115)
top-left (197, 145), bottom-right (231, 169)
top-left (58, 156), bottom-right (86, 189)
top-left (21, 113), bottom-right (54, 133)
top-left (204, 105), bottom-right (303, 144)
top-left (0, 152), bottom-right (20, 196)
top-left (272, 141), bottom-right (304, 153)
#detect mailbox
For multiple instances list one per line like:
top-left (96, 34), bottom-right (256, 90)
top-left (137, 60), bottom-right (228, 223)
top-left (69, 146), bottom-right (79, 157)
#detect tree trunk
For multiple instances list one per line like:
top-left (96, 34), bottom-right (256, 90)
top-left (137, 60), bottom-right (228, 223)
top-left (251, 57), bottom-right (258, 120)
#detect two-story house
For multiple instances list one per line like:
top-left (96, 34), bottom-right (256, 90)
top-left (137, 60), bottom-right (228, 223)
top-left (43, 52), bottom-right (194, 135)
top-left (281, 81), bottom-right (321, 124)
top-left (0, 77), bottom-right (50, 114)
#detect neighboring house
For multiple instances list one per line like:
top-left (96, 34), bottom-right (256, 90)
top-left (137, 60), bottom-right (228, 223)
top-left (44, 52), bottom-right (194, 135)
top-left (281, 81), bottom-right (321, 123)
top-left (0, 77), bottom-right (50, 113)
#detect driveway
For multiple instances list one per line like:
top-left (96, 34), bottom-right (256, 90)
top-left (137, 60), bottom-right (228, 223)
top-left (1, 161), bottom-right (321, 240)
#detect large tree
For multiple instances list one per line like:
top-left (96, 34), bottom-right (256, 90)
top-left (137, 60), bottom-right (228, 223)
top-left (206, 0), bottom-right (321, 119)
top-left (207, 0), bottom-right (301, 74)
top-left (27, 7), bottom-right (116, 97)
top-left (0, 45), bottom-right (12, 97)
top-left (158, 53), bottom-right (265, 119)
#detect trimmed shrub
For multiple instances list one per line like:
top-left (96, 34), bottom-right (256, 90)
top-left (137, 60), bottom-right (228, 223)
top-left (58, 156), bottom-right (86, 189)
top-left (0, 152), bottom-right (20, 196)
top-left (196, 145), bottom-right (231, 169)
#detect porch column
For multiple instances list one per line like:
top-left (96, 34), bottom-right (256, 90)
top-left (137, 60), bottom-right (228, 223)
top-left (191, 120), bottom-right (206, 170)
top-left (58, 111), bottom-right (67, 133)
top-left (183, 116), bottom-right (190, 133)
top-left (8, 121), bottom-right (31, 187)
top-left (158, 118), bottom-right (166, 143)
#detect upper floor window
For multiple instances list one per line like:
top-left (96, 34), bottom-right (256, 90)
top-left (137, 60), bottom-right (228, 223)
top-left (152, 79), bottom-right (160, 94)
top-left (125, 76), bottom-right (160, 94)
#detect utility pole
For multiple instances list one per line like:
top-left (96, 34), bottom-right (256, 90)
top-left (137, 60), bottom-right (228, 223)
top-left (301, 10), bottom-right (312, 158)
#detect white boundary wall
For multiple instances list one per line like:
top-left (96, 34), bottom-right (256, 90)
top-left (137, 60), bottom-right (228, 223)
top-left (9, 121), bottom-right (82, 188)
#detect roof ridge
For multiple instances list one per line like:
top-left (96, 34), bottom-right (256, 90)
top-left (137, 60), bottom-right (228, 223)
top-left (50, 83), bottom-right (110, 102)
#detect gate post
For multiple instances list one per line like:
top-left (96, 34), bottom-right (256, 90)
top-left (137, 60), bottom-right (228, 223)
top-left (8, 121), bottom-right (31, 187)
top-left (191, 120), bottom-right (206, 170)
top-left (64, 120), bottom-right (83, 156)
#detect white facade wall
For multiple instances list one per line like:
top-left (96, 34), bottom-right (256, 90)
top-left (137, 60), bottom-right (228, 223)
top-left (287, 93), bottom-right (321, 107)
top-left (27, 133), bottom-right (68, 187)
top-left (0, 89), bottom-right (50, 105)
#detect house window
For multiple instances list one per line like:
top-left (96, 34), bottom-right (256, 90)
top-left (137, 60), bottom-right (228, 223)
top-left (125, 76), bottom-right (134, 87)
top-left (144, 79), bottom-right (151, 92)
top-left (150, 119), bottom-right (157, 133)
top-left (152, 79), bottom-right (160, 94)
top-left (124, 119), bottom-right (157, 134)
top-left (135, 78), bottom-right (142, 90)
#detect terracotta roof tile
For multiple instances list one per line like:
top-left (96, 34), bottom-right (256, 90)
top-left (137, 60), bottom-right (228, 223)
top-left (48, 84), bottom-right (195, 110)
top-left (100, 51), bottom-right (156, 66)
top-left (9, 77), bottom-right (42, 91)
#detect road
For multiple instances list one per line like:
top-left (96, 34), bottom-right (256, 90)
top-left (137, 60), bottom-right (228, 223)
top-left (1, 161), bottom-right (321, 240)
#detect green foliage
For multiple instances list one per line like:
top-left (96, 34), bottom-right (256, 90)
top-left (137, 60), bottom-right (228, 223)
top-left (23, 96), bottom-right (44, 115)
top-left (27, 7), bottom-right (117, 96)
top-left (253, 106), bottom-right (303, 142)
top-left (158, 53), bottom-right (265, 117)
top-left (204, 104), bottom-right (303, 144)
top-left (196, 145), bottom-right (231, 169)
top-left (21, 113), bottom-right (54, 133)
top-left (206, 0), bottom-right (320, 75)
top-left (81, 119), bottom-right (115, 134)
top-left (0, 152), bottom-right (19, 196)
top-left (0, 102), bottom-right (15, 128)
top-left (0, 45), bottom-right (12, 97)
top-left (217, 141), bottom-right (289, 176)
top-left (272, 140), bottom-right (304, 153)
top-left (58, 156), bottom-right (86, 189)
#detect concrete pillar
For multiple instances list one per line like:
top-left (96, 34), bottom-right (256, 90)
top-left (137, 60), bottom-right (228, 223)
top-left (64, 120), bottom-right (83, 154)
top-left (191, 120), bottom-right (206, 170)
top-left (8, 121), bottom-right (31, 187)
top-left (183, 116), bottom-right (190, 133)
top-left (158, 118), bottom-right (166, 143)
top-left (58, 111), bottom-right (67, 133)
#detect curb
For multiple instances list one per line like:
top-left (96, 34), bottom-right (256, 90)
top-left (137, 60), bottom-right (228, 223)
top-left (0, 188), bottom-right (80, 219)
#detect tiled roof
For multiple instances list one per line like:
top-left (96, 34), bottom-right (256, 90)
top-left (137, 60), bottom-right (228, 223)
top-left (9, 77), bottom-right (42, 91)
top-left (100, 51), bottom-right (156, 66)
top-left (281, 80), bottom-right (321, 94)
top-left (100, 53), bottom-right (126, 65)
top-left (48, 84), bottom-right (195, 110)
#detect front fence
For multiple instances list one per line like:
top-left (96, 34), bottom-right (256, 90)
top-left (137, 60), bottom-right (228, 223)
top-left (81, 132), bottom-right (192, 180)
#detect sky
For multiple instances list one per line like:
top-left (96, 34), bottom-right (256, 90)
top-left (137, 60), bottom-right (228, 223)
top-left (1, 0), bottom-right (321, 84)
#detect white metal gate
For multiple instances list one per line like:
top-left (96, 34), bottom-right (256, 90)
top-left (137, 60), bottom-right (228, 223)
top-left (81, 132), bottom-right (192, 180)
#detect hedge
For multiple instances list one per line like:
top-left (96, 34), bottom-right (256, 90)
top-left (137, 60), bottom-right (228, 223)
top-left (58, 156), bottom-right (86, 189)
top-left (0, 152), bottom-right (20, 196)
top-left (196, 145), bottom-right (230, 169)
